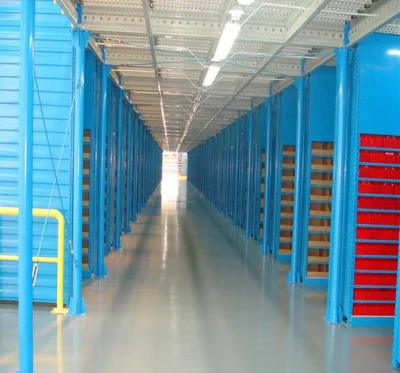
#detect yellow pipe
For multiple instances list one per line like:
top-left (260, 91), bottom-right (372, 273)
top-left (0, 207), bottom-right (68, 314)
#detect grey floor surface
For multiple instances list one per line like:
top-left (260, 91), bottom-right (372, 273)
top-left (0, 176), bottom-right (395, 372)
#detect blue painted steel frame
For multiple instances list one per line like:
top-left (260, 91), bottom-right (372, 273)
top-left (95, 64), bottom-right (111, 277)
top-left (325, 47), bottom-right (351, 324)
top-left (69, 29), bottom-right (89, 317)
top-left (114, 89), bottom-right (124, 249)
top-left (18, 0), bottom-right (35, 370)
top-left (289, 73), bottom-right (306, 284)
top-left (261, 98), bottom-right (272, 254)
top-left (233, 120), bottom-right (240, 225)
top-left (245, 111), bottom-right (254, 236)
top-left (124, 105), bottom-right (133, 233)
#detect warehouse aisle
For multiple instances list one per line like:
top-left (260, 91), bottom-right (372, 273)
top-left (0, 177), bottom-right (393, 373)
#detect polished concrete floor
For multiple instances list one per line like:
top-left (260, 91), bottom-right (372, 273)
top-left (0, 175), bottom-right (395, 372)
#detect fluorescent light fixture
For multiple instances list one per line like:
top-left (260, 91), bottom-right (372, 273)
top-left (213, 21), bottom-right (241, 62)
top-left (203, 65), bottom-right (221, 87)
top-left (388, 49), bottom-right (400, 56)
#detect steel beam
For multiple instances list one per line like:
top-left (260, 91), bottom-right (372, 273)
top-left (82, 12), bottom-right (343, 47)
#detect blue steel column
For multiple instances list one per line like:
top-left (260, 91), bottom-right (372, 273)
top-left (69, 30), bottom-right (89, 316)
top-left (288, 68), bottom-right (306, 284)
top-left (95, 64), bottom-right (111, 277)
top-left (261, 98), bottom-right (272, 254)
top-left (137, 122), bottom-right (143, 213)
top-left (233, 120), bottom-right (240, 225)
top-left (225, 126), bottom-right (231, 217)
top-left (131, 114), bottom-right (138, 223)
top-left (114, 89), bottom-right (124, 249)
top-left (245, 110), bottom-right (254, 236)
top-left (326, 46), bottom-right (351, 323)
top-left (18, 0), bottom-right (35, 371)
top-left (124, 105), bottom-right (133, 233)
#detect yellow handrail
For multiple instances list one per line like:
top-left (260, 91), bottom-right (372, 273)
top-left (0, 207), bottom-right (68, 314)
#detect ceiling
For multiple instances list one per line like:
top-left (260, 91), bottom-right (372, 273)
top-left (59, 0), bottom-right (399, 151)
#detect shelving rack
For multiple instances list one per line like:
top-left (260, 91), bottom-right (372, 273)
top-left (303, 142), bottom-right (334, 283)
top-left (278, 145), bottom-right (296, 261)
top-left (345, 134), bottom-right (400, 325)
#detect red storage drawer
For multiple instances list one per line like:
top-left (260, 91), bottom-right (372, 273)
top-left (355, 242), bottom-right (379, 255)
top-left (357, 212), bottom-right (370, 224)
top-left (371, 197), bottom-right (383, 209)
top-left (371, 182), bottom-right (383, 194)
top-left (379, 304), bottom-right (395, 316)
top-left (358, 181), bottom-right (372, 193)
top-left (394, 184), bottom-right (400, 195)
top-left (354, 273), bottom-right (397, 286)
top-left (359, 166), bottom-right (371, 178)
top-left (382, 183), bottom-right (394, 194)
top-left (355, 258), bottom-right (397, 271)
top-left (359, 150), bottom-right (371, 162)
top-left (353, 304), bottom-right (367, 316)
top-left (370, 213), bottom-right (383, 224)
top-left (372, 135), bottom-right (385, 147)
top-left (354, 289), bottom-right (367, 300)
top-left (385, 152), bottom-right (396, 164)
top-left (394, 168), bottom-right (400, 179)
top-left (356, 228), bottom-right (371, 239)
top-left (360, 134), bottom-right (372, 147)
top-left (382, 167), bottom-right (394, 179)
top-left (371, 151), bottom-right (384, 163)
top-left (380, 243), bottom-right (399, 255)
top-left (384, 136), bottom-right (397, 148)
top-left (395, 153), bottom-right (400, 164)
top-left (363, 289), bottom-right (396, 301)
top-left (358, 196), bottom-right (371, 208)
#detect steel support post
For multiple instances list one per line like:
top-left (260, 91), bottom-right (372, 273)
top-left (261, 98), bottom-right (272, 254)
top-left (114, 89), bottom-right (124, 249)
top-left (326, 46), bottom-right (351, 323)
top-left (124, 106), bottom-right (133, 233)
top-left (105, 84), bottom-right (114, 253)
top-left (95, 64), bottom-right (111, 277)
top-left (137, 122), bottom-right (142, 213)
top-left (225, 127), bottom-right (231, 217)
top-left (69, 29), bottom-right (89, 316)
top-left (288, 72), bottom-right (306, 284)
top-left (131, 115), bottom-right (138, 223)
top-left (18, 0), bottom-right (35, 371)
top-left (245, 110), bottom-right (254, 236)
top-left (233, 121), bottom-right (240, 225)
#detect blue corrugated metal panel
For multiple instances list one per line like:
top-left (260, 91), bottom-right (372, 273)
top-left (0, 0), bottom-right (72, 304)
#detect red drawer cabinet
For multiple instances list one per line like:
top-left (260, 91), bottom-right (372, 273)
top-left (355, 134), bottom-right (400, 317)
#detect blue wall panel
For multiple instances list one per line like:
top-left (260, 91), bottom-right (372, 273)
top-left (357, 33), bottom-right (400, 136)
top-left (0, 0), bottom-right (72, 304)
top-left (309, 66), bottom-right (336, 141)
